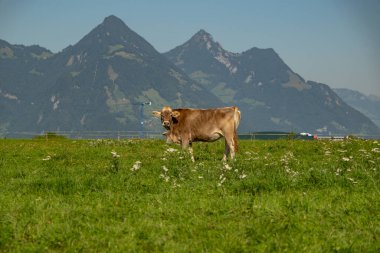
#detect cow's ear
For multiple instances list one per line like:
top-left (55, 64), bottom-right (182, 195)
top-left (172, 111), bottom-right (181, 118)
top-left (152, 111), bottom-right (161, 118)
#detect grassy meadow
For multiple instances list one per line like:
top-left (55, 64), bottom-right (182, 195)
top-left (0, 138), bottom-right (379, 252)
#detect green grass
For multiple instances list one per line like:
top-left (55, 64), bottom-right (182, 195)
top-left (0, 138), bottom-right (379, 252)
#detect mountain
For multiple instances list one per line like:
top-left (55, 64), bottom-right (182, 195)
top-left (2, 17), bottom-right (379, 137)
top-left (0, 16), bottom-right (222, 136)
top-left (0, 39), bottom-right (54, 133)
top-left (334, 88), bottom-right (380, 128)
top-left (164, 30), bottom-right (380, 135)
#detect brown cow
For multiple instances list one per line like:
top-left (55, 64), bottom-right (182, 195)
top-left (152, 106), bottom-right (241, 161)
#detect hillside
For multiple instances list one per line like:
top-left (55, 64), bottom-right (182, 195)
top-left (334, 88), bottom-right (380, 128)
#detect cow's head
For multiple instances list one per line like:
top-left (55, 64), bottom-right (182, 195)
top-left (152, 106), bottom-right (180, 130)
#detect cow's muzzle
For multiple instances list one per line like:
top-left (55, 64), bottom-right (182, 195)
top-left (163, 121), bottom-right (170, 129)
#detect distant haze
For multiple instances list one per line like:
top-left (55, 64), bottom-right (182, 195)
top-left (0, 0), bottom-right (379, 96)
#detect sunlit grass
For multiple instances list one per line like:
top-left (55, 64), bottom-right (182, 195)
top-left (0, 138), bottom-right (379, 252)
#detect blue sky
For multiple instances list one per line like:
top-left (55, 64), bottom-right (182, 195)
top-left (1, 0), bottom-right (379, 96)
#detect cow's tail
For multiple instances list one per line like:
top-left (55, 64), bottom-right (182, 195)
top-left (233, 107), bottom-right (241, 152)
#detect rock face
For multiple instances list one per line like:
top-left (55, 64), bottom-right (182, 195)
top-left (164, 30), bottom-right (380, 135)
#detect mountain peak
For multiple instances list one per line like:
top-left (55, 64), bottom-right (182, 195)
top-left (186, 29), bottom-right (230, 56)
top-left (190, 29), bottom-right (215, 45)
top-left (74, 15), bottom-right (132, 47)
top-left (102, 15), bottom-right (126, 28)
top-left (193, 29), bottom-right (213, 40)
top-left (72, 15), bottom-right (154, 54)
top-left (98, 15), bottom-right (133, 35)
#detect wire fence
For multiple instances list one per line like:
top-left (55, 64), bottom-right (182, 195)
top-left (1, 131), bottom-right (380, 140)
top-left (1, 131), bottom-right (164, 140)
top-left (240, 133), bottom-right (380, 140)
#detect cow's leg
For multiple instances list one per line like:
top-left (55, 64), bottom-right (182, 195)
top-left (224, 132), bottom-right (236, 160)
top-left (223, 139), bottom-right (230, 161)
top-left (229, 139), bottom-right (236, 160)
top-left (182, 138), bottom-right (195, 162)
top-left (189, 143), bottom-right (195, 162)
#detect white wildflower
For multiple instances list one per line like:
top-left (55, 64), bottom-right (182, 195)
top-left (172, 180), bottom-right (180, 188)
top-left (159, 173), bottom-right (170, 182)
top-left (160, 166), bottom-right (170, 182)
top-left (347, 177), bottom-right (358, 184)
top-left (42, 155), bottom-right (51, 161)
top-left (130, 161), bottom-right (141, 171)
top-left (198, 176), bottom-right (203, 179)
top-left (111, 151), bottom-right (120, 158)
top-left (285, 151), bottom-right (294, 158)
top-left (371, 148), bottom-right (380, 153)
top-left (223, 162), bottom-right (232, 171)
top-left (239, 173), bottom-right (247, 179)
top-left (166, 148), bottom-right (177, 153)
top-left (218, 174), bottom-right (226, 187)
top-left (342, 157), bottom-right (350, 162)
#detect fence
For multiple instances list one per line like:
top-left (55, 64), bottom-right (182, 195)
top-left (238, 132), bottom-right (306, 140)
top-left (1, 131), bottom-right (163, 140)
top-left (2, 131), bottom-right (380, 140)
